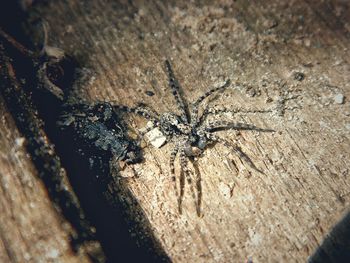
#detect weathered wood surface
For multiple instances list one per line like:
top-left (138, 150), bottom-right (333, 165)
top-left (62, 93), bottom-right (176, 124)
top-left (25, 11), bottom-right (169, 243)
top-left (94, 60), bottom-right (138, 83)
top-left (0, 96), bottom-right (93, 263)
top-left (5, 0), bottom-right (350, 262)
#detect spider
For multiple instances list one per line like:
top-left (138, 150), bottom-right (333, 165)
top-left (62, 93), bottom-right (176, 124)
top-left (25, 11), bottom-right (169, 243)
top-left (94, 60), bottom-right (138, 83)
top-left (115, 60), bottom-right (274, 215)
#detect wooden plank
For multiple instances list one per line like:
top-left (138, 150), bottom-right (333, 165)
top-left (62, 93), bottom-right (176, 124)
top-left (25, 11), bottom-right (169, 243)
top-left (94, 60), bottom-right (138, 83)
top-left (33, 0), bottom-right (350, 262)
top-left (0, 96), bottom-right (93, 263)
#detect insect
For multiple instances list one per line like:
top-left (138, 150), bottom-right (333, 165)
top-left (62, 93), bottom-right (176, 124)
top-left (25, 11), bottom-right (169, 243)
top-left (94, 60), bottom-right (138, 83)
top-left (115, 60), bottom-right (274, 215)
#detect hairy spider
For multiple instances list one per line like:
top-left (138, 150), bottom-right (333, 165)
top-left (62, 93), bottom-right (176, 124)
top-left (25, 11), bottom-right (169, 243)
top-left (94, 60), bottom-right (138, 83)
top-left (115, 60), bottom-right (273, 215)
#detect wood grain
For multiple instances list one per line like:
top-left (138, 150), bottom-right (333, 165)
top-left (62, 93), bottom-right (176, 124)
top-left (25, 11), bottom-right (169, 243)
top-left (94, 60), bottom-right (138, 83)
top-left (0, 96), bottom-right (92, 263)
top-left (25, 0), bottom-right (350, 262)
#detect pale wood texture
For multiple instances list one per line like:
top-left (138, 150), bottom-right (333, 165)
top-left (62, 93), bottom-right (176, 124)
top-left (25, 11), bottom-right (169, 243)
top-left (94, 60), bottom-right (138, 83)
top-left (0, 96), bottom-right (92, 263)
top-left (27, 0), bottom-right (350, 262)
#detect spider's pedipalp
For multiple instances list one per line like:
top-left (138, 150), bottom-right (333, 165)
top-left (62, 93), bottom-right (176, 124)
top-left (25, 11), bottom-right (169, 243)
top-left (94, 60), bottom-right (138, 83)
top-left (165, 60), bottom-right (189, 123)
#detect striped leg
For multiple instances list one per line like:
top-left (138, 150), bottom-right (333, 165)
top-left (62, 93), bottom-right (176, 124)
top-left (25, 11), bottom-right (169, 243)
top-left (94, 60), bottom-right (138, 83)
top-left (191, 79), bottom-right (231, 126)
top-left (113, 104), bottom-right (160, 125)
top-left (196, 107), bottom-right (273, 127)
top-left (135, 102), bottom-right (160, 119)
top-left (165, 60), bottom-right (190, 123)
top-left (169, 145), bottom-right (181, 213)
top-left (204, 120), bottom-right (275, 133)
top-left (206, 107), bottom-right (272, 115)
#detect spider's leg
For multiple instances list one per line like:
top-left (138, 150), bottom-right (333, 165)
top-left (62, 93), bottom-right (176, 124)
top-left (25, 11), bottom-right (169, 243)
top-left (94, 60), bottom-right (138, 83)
top-left (207, 133), bottom-right (265, 174)
top-left (165, 60), bottom-right (190, 123)
top-left (169, 145), bottom-right (182, 213)
top-left (180, 149), bottom-right (198, 216)
top-left (135, 102), bottom-right (161, 119)
top-left (191, 79), bottom-right (231, 126)
top-left (207, 107), bottom-right (272, 116)
top-left (196, 107), bottom-right (273, 127)
top-left (113, 105), bottom-right (160, 125)
top-left (204, 120), bottom-right (275, 133)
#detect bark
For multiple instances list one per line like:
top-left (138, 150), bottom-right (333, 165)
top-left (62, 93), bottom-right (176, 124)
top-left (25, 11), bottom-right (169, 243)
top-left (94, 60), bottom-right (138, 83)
top-left (0, 96), bottom-right (96, 262)
top-left (1, 0), bottom-right (350, 262)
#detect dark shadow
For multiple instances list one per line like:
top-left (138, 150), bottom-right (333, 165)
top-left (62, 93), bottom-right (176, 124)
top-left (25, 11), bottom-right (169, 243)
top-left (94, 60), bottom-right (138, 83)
top-left (0, 4), bottom-right (170, 262)
top-left (51, 117), bottom-right (169, 263)
top-left (309, 212), bottom-right (350, 263)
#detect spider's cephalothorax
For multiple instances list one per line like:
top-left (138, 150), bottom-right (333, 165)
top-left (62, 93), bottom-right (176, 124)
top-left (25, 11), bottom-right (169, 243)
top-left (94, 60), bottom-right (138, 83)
top-left (116, 60), bottom-right (273, 215)
top-left (159, 112), bottom-right (207, 157)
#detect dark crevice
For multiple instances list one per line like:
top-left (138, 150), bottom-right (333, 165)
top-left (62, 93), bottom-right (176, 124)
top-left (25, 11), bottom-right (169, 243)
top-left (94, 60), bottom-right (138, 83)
top-left (0, 45), bottom-right (100, 256)
top-left (0, 4), bottom-right (170, 263)
top-left (35, 64), bottom-right (170, 263)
